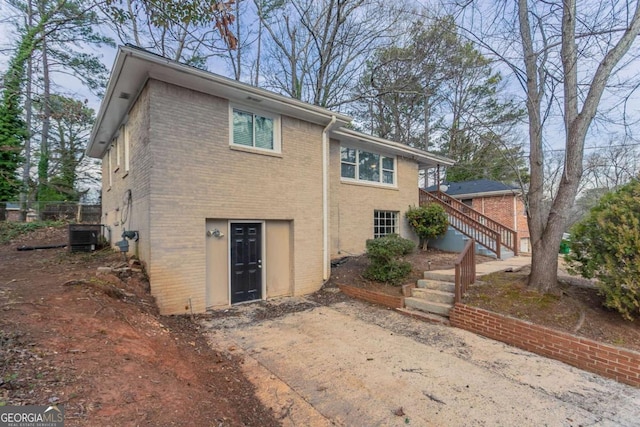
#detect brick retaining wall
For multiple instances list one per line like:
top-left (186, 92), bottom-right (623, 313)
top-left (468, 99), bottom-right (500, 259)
top-left (450, 303), bottom-right (640, 388)
top-left (338, 284), bottom-right (404, 309)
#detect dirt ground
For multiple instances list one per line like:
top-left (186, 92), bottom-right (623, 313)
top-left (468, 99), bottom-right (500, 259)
top-left (331, 250), bottom-right (494, 296)
top-left (332, 253), bottom-right (640, 353)
top-left (3, 225), bottom-right (639, 426)
top-left (205, 296), bottom-right (640, 426)
top-left (0, 226), bottom-right (279, 426)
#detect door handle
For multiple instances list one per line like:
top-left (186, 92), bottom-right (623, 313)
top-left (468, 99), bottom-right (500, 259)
top-left (258, 259), bottom-right (262, 269)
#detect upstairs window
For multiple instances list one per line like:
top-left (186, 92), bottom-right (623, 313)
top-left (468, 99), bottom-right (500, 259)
top-left (123, 124), bottom-right (130, 173)
top-left (340, 147), bottom-right (395, 185)
top-left (231, 107), bottom-right (280, 152)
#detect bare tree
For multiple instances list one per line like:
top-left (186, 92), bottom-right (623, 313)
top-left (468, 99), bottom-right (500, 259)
top-left (100, 0), bottom-right (238, 67)
top-left (582, 137), bottom-right (640, 191)
top-left (455, 0), bottom-right (640, 292)
top-left (257, 0), bottom-right (407, 108)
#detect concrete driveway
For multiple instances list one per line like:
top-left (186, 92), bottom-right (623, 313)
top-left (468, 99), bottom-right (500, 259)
top-left (204, 296), bottom-right (640, 426)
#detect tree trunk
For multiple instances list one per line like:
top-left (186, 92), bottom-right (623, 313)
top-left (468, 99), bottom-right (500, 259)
top-left (423, 90), bottom-right (430, 151)
top-left (254, 2), bottom-right (262, 86)
top-left (19, 0), bottom-right (34, 221)
top-left (234, 0), bottom-right (241, 80)
top-left (522, 0), bottom-right (640, 293)
top-left (528, 214), bottom-right (563, 293)
top-left (37, 28), bottom-right (50, 203)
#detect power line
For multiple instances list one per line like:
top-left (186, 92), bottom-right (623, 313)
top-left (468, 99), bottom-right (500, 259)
top-left (523, 142), bottom-right (640, 154)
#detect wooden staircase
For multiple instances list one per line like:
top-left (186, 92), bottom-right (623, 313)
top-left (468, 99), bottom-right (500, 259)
top-left (419, 189), bottom-right (519, 259)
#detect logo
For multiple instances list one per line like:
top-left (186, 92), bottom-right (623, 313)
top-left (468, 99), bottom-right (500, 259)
top-left (0, 405), bottom-right (64, 427)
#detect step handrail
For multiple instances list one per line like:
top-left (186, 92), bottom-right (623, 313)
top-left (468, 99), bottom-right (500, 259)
top-left (455, 238), bottom-right (476, 303)
top-left (420, 189), bottom-right (519, 256)
top-left (420, 189), bottom-right (503, 258)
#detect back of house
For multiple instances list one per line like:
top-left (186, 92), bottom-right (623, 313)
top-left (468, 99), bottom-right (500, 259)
top-left (87, 46), bottom-right (453, 314)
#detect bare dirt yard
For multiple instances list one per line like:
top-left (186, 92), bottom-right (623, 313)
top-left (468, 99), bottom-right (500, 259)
top-left (0, 225), bottom-right (279, 426)
top-left (331, 250), bottom-right (494, 296)
top-left (3, 224), bottom-right (639, 426)
top-left (332, 252), bottom-right (640, 352)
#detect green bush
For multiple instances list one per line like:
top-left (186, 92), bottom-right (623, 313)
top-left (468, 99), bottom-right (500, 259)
top-left (363, 234), bottom-right (415, 284)
top-left (405, 204), bottom-right (448, 250)
top-left (565, 179), bottom-right (640, 321)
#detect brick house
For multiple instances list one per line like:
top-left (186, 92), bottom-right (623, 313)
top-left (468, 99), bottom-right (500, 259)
top-left (86, 46), bottom-right (454, 314)
top-left (435, 179), bottom-right (530, 253)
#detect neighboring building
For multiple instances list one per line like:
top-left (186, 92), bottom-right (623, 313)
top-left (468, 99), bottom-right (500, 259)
top-left (3, 203), bottom-right (20, 222)
top-left (2, 203), bottom-right (36, 222)
top-left (429, 179), bottom-right (530, 253)
top-left (87, 46), bottom-right (454, 314)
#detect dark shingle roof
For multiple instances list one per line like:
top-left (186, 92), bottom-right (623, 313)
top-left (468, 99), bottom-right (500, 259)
top-left (425, 179), bottom-right (519, 197)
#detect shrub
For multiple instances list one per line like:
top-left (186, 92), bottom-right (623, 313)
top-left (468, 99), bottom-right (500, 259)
top-left (565, 179), bottom-right (640, 321)
top-left (363, 234), bottom-right (415, 284)
top-left (405, 204), bottom-right (448, 250)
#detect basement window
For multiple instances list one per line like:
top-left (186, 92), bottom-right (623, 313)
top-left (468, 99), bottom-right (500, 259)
top-left (374, 210), bottom-right (399, 238)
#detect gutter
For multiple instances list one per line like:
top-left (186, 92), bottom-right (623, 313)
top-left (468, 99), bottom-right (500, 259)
top-left (331, 128), bottom-right (455, 166)
top-left (447, 189), bottom-right (522, 199)
top-left (322, 115), bottom-right (337, 281)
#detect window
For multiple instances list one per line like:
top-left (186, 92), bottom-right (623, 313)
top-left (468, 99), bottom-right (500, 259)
top-left (231, 107), bottom-right (279, 152)
top-left (107, 148), bottom-right (113, 188)
top-left (340, 147), bottom-right (395, 185)
top-left (374, 210), bottom-right (399, 238)
top-left (114, 135), bottom-right (120, 169)
top-left (123, 125), bottom-right (130, 173)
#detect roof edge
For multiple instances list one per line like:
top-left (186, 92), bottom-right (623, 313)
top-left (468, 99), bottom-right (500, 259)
top-left (88, 45), bottom-right (353, 158)
top-left (449, 189), bottom-right (522, 199)
top-left (331, 128), bottom-right (455, 166)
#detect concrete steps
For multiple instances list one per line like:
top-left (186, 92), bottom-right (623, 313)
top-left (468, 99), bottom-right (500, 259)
top-left (396, 307), bottom-right (450, 326)
top-left (417, 279), bottom-right (455, 293)
top-left (412, 288), bottom-right (454, 304)
top-left (406, 277), bottom-right (456, 319)
top-left (404, 297), bottom-right (452, 317)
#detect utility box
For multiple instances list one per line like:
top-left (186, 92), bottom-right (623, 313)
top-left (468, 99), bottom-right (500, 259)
top-left (68, 224), bottom-right (103, 253)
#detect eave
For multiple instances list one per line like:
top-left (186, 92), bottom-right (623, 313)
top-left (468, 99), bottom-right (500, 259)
top-left (87, 46), bottom-right (352, 158)
top-left (330, 128), bottom-right (455, 168)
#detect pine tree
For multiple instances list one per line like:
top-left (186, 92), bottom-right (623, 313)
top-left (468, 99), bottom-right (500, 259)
top-left (0, 26), bottom-right (41, 201)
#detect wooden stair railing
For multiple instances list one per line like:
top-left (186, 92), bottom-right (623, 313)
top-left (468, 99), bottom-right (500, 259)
top-left (420, 189), bottom-right (519, 258)
top-left (455, 238), bottom-right (476, 303)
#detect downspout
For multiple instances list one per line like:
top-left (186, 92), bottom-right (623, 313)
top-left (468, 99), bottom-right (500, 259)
top-left (513, 195), bottom-right (518, 230)
top-left (322, 115), bottom-right (337, 280)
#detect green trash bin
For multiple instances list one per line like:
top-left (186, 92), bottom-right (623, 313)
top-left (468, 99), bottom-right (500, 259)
top-left (559, 240), bottom-right (570, 254)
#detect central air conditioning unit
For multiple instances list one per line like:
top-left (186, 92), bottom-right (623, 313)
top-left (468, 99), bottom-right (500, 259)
top-left (68, 224), bottom-right (103, 252)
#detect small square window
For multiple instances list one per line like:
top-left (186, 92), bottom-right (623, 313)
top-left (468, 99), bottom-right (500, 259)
top-left (231, 107), bottom-right (279, 152)
top-left (374, 210), bottom-right (399, 238)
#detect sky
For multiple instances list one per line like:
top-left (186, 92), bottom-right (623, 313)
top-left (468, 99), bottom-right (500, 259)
top-left (2, 0), bottom-right (640, 173)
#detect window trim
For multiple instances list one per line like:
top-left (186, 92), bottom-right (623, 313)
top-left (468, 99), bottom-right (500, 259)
top-left (229, 105), bottom-right (281, 154)
top-left (340, 146), bottom-right (396, 187)
top-left (114, 134), bottom-right (121, 170)
top-left (374, 210), bottom-right (399, 239)
top-left (123, 124), bottom-right (130, 173)
top-left (107, 147), bottom-right (113, 188)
